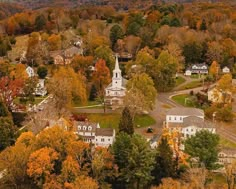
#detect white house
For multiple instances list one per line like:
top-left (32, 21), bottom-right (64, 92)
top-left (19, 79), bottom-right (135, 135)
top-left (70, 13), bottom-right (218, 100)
top-left (105, 55), bottom-right (127, 108)
top-left (95, 128), bottom-right (115, 147)
top-left (185, 63), bottom-right (208, 76)
top-left (26, 66), bottom-right (35, 77)
top-left (34, 79), bottom-right (47, 96)
top-left (76, 121), bottom-right (99, 143)
top-left (218, 148), bottom-right (236, 164)
top-left (76, 121), bottom-right (115, 147)
top-left (166, 107), bottom-right (204, 124)
top-left (166, 107), bottom-right (215, 139)
top-left (222, 66), bottom-right (230, 74)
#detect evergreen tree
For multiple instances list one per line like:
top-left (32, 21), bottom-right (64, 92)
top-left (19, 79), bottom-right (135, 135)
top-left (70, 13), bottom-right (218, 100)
top-left (200, 19), bottom-right (207, 31)
top-left (110, 24), bottom-right (124, 49)
top-left (0, 100), bottom-right (8, 117)
top-left (152, 137), bottom-right (175, 184)
top-left (37, 66), bottom-right (48, 79)
top-left (112, 133), bottom-right (155, 189)
top-left (119, 107), bottom-right (134, 135)
top-left (0, 101), bottom-right (16, 151)
top-left (89, 84), bottom-right (97, 101)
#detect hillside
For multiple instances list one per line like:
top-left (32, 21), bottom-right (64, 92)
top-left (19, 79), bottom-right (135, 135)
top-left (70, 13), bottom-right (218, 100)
top-left (0, 0), bottom-right (233, 10)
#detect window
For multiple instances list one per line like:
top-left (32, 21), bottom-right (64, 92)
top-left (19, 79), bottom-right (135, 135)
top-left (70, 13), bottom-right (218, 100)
top-left (101, 138), bottom-right (105, 142)
top-left (169, 117), bottom-right (171, 120)
top-left (180, 117), bottom-right (182, 120)
top-left (88, 126), bottom-right (92, 131)
top-left (191, 129), bottom-right (193, 132)
top-left (78, 126), bottom-right (81, 130)
top-left (116, 73), bottom-right (118, 77)
top-left (174, 117), bottom-right (176, 120)
top-left (83, 126), bottom-right (86, 130)
top-left (108, 139), bottom-right (110, 141)
top-left (186, 129), bottom-right (188, 132)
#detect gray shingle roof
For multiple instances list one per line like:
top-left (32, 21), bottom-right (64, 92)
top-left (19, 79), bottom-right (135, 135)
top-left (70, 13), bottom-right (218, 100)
top-left (183, 116), bottom-right (215, 128)
top-left (167, 107), bottom-right (204, 117)
top-left (95, 128), bottom-right (114, 136)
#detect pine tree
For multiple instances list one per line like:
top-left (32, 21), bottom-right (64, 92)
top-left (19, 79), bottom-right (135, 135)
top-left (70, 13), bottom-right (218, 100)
top-left (200, 19), bottom-right (207, 31)
top-left (118, 107), bottom-right (134, 135)
top-left (89, 84), bottom-right (97, 101)
top-left (152, 137), bottom-right (175, 184)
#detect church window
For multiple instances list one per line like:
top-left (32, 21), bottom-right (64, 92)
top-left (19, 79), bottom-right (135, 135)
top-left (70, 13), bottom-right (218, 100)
top-left (83, 126), bottom-right (86, 130)
top-left (78, 126), bottom-right (81, 130)
top-left (88, 126), bottom-right (92, 131)
top-left (101, 138), bottom-right (105, 142)
top-left (116, 73), bottom-right (118, 77)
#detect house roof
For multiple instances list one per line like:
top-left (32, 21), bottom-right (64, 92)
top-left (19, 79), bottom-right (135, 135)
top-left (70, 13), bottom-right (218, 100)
top-left (167, 107), bottom-right (204, 117)
top-left (64, 46), bottom-right (80, 56)
top-left (95, 128), bottom-right (114, 137)
top-left (76, 121), bottom-right (99, 132)
top-left (219, 148), bottom-right (236, 155)
top-left (49, 50), bottom-right (63, 57)
top-left (183, 116), bottom-right (215, 128)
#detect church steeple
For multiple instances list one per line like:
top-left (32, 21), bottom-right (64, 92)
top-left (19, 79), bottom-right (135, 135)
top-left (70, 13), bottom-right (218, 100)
top-left (114, 54), bottom-right (121, 71)
top-left (112, 54), bottom-right (122, 88)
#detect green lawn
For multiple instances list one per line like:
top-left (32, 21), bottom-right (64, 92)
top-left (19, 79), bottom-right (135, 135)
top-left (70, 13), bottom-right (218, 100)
top-left (175, 76), bottom-right (186, 87)
top-left (171, 94), bottom-right (195, 107)
top-left (83, 113), bottom-right (156, 130)
top-left (178, 80), bottom-right (203, 90)
top-left (14, 96), bottom-right (46, 106)
top-left (219, 137), bottom-right (236, 148)
top-left (73, 100), bottom-right (101, 107)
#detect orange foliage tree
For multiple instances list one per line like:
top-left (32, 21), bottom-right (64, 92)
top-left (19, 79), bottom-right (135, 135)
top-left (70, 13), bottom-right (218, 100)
top-left (27, 147), bottom-right (59, 187)
top-left (92, 59), bottom-right (111, 97)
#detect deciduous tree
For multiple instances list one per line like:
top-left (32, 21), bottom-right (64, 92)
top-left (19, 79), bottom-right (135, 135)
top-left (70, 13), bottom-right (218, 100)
top-left (184, 130), bottom-right (220, 170)
top-left (48, 67), bottom-right (87, 113)
top-left (92, 59), bottom-right (111, 100)
top-left (0, 76), bottom-right (24, 110)
top-left (125, 73), bottom-right (157, 117)
top-left (94, 45), bottom-right (115, 73)
top-left (27, 147), bottom-right (59, 187)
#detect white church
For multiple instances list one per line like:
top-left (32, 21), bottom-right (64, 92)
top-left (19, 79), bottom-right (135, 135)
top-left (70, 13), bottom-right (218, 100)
top-left (105, 55), bottom-right (127, 108)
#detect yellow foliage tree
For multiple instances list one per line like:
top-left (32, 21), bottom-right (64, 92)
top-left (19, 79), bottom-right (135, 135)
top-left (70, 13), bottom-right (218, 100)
top-left (48, 67), bottom-right (87, 113)
top-left (27, 147), bottom-right (59, 187)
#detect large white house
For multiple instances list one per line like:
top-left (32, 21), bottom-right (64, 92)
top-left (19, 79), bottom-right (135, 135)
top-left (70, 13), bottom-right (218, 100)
top-left (34, 79), bottom-right (47, 96)
top-left (105, 55), bottom-right (127, 108)
top-left (166, 107), bottom-right (204, 123)
top-left (185, 63), bottom-right (208, 76)
top-left (165, 107), bottom-right (215, 139)
top-left (26, 66), bottom-right (35, 77)
top-left (76, 121), bottom-right (115, 147)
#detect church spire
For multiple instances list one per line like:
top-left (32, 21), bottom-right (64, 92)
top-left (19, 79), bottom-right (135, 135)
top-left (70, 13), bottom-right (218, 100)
top-left (114, 54), bottom-right (120, 71)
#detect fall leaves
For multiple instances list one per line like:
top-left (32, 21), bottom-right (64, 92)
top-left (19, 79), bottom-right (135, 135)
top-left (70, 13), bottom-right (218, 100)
top-left (0, 126), bottom-right (115, 188)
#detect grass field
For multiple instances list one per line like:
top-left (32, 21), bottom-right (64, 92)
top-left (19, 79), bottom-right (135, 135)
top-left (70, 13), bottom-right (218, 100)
top-left (73, 100), bottom-right (101, 107)
top-left (175, 76), bottom-right (186, 87)
top-left (219, 137), bottom-right (236, 148)
top-left (171, 94), bottom-right (195, 107)
top-left (14, 96), bottom-right (46, 106)
top-left (178, 80), bottom-right (203, 90)
top-left (83, 113), bottom-right (156, 130)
